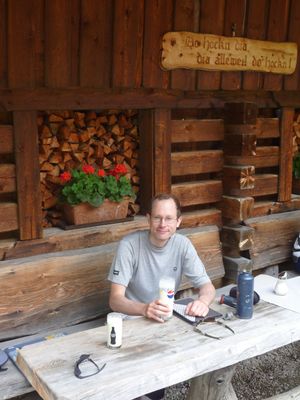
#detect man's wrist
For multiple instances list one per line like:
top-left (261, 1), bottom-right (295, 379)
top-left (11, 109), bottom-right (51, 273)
top-left (197, 297), bottom-right (210, 307)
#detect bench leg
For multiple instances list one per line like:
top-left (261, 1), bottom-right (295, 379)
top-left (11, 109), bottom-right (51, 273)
top-left (187, 365), bottom-right (237, 400)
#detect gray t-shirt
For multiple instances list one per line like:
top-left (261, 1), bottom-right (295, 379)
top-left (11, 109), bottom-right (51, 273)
top-left (107, 230), bottom-right (210, 303)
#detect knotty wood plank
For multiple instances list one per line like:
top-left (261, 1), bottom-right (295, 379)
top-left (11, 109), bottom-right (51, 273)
top-left (242, 0), bottom-right (268, 90)
top-left (263, 0), bottom-right (290, 91)
top-left (172, 180), bottom-right (223, 207)
top-left (13, 111), bottom-right (42, 240)
top-left (0, 125), bottom-right (13, 153)
top-left (284, 0), bottom-right (300, 90)
top-left (171, 119), bottom-right (224, 143)
top-left (0, 163), bottom-right (16, 193)
top-left (171, 0), bottom-right (198, 90)
top-left (80, 0), bottom-right (113, 88)
top-left (0, 202), bottom-right (18, 233)
top-left (112, 0), bottom-right (144, 88)
top-left (224, 146), bottom-right (279, 168)
top-left (143, 0), bottom-right (173, 88)
top-left (197, 0), bottom-right (225, 90)
top-left (221, 0), bottom-right (246, 90)
top-left (0, 0), bottom-right (7, 87)
top-left (245, 210), bottom-right (300, 269)
top-left (45, 0), bottom-right (80, 87)
top-left (223, 173), bottom-right (278, 197)
top-left (278, 107), bottom-right (294, 202)
top-left (171, 150), bottom-right (223, 176)
top-left (7, 0), bottom-right (44, 87)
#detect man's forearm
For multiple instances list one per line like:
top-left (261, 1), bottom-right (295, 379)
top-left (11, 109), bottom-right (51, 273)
top-left (197, 282), bottom-right (216, 306)
top-left (109, 294), bottom-right (147, 317)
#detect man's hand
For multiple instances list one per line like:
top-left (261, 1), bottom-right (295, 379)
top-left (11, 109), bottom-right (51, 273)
top-left (144, 300), bottom-right (171, 323)
top-left (185, 299), bottom-right (209, 317)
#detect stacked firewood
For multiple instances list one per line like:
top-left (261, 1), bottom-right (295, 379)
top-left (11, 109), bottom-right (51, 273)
top-left (293, 112), bottom-right (300, 155)
top-left (38, 110), bottom-right (140, 227)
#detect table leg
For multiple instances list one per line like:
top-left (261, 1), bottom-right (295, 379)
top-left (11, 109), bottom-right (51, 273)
top-left (187, 365), bottom-right (238, 400)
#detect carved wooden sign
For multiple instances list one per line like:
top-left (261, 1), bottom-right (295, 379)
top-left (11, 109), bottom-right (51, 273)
top-left (161, 32), bottom-right (297, 75)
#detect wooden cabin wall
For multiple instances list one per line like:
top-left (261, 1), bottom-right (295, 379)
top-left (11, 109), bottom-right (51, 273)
top-left (0, 0), bottom-right (299, 92)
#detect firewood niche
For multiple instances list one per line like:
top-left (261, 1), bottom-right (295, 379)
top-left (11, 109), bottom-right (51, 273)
top-left (38, 110), bottom-right (140, 228)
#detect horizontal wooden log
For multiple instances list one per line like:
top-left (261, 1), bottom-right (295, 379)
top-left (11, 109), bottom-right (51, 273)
top-left (0, 163), bottom-right (16, 193)
top-left (224, 146), bottom-right (279, 168)
top-left (0, 88), bottom-right (285, 112)
top-left (224, 102), bottom-right (258, 124)
top-left (223, 165), bottom-right (255, 190)
top-left (171, 150), bottom-right (223, 176)
top-left (171, 119), bottom-right (224, 143)
top-left (251, 195), bottom-right (300, 218)
top-left (172, 180), bottom-right (223, 207)
top-left (223, 174), bottom-right (278, 197)
top-left (221, 225), bottom-right (255, 251)
top-left (220, 195), bottom-right (254, 221)
top-left (245, 210), bottom-right (300, 269)
top-left (0, 225), bottom-right (224, 339)
top-left (180, 209), bottom-right (222, 229)
top-left (0, 125), bottom-right (13, 154)
top-left (224, 118), bottom-right (279, 138)
top-left (0, 202), bottom-right (18, 233)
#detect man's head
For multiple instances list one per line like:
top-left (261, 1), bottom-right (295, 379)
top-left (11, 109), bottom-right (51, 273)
top-left (147, 193), bottom-right (182, 247)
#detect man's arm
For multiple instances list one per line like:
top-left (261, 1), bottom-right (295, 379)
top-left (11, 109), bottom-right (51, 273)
top-left (185, 282), bottom-right (216, 317)
top-left (109, 282), bottom-right (170, 323)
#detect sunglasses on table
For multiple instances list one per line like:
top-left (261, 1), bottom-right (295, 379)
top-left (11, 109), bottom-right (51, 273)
top-left (74, 354), bottom-right (106, 379)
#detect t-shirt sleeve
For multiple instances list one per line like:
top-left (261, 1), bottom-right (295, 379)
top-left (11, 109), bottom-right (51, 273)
top-left (107, 238), bottom-right (135, 287)
top-left (182, 238), bottom-right (211, 288)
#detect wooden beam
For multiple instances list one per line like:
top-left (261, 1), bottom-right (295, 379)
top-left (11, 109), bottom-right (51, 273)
top-left (224, 102), bottom-right (258, 124)
top-left (223, 174), bottom-right (278, 197)
top-left (0, 202), bottom-right (18, 233)
top-left (171, 119), bottom-right (224, 143)
top-left (180, 209), bottom-right (222, 229)
top-left (0, 125), bottom-right (13, 153)
top-left (223, 165), bottom-right (255, 191)
top-left (13, 111), bottom-right (43, 240)
top-left (224, 146), bottom-right (279, 168)
top-left (224, 133), bottom-right (257, 156)
top-left (220, 195), bottom-right (254, 221)
top-left (278, 107), bottom-right (294, 202)
top-left (171, 150), bottom-right (223, 176)
top-left (0, 88), bottom-right (286, 111)
top-left (172, 180), bottom-right (223, 207)
top-left (223, 256), bottom-right (254, 281)
top-left (0, 163), bottom-right (16, 192)
top-left (224, 118), bottom-right (279, 138)
top-left (221, 225), bottom-right (255, 251)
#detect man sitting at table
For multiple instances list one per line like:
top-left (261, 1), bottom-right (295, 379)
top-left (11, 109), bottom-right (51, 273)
top-left (107, 193), bottom-right (216, 399)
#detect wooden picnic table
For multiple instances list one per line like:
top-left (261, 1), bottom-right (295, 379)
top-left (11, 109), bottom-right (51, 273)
top-left (15, 294), bottom-right (300, 400)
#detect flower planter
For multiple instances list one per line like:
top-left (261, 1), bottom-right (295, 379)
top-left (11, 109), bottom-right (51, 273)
top-left (62, 199), bottom-right (130, 225)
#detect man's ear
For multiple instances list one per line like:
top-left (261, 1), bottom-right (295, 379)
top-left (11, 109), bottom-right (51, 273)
top-left (176, 216), bottom-right (182, 228)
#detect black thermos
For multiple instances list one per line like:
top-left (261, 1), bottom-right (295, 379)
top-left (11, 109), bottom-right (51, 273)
top-left (236, 271), bottom-right (254, 319)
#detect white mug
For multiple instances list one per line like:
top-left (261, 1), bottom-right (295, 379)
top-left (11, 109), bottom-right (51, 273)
top-left (107, 312), bottom-right (123, 348)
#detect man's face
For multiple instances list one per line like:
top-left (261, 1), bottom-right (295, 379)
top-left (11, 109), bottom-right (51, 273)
top-left (147, 199), bottom-right (182, 247)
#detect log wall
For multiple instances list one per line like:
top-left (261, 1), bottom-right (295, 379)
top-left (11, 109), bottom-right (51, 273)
top-left (0, 0), bottom-right (300, 92)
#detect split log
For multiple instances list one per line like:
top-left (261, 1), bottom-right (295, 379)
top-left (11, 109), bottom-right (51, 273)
top-left (220, 195), bottom-right (254, 222)
top-left (223, 165), bottom-right (255, 191)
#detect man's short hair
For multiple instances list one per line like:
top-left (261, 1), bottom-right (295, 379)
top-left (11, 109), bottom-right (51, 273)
top-left (150, 193), bottom-right (181, 218)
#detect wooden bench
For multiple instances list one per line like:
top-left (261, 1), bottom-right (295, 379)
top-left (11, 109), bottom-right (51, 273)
top-left (0, 223), bottom-right (224, 400)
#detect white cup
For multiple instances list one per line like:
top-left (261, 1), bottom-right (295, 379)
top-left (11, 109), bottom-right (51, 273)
top-left (159, 276), bottom-right (175, 320)
top-left (107, 312), bottom-right (123, 348)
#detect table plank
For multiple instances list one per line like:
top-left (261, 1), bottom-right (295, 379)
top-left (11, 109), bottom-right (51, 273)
top-left (15, 299), bottom-right (300, 400)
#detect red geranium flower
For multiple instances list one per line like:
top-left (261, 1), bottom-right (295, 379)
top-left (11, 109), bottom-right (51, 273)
top-left (113, 164), bottom-right (127, 175)
top-left (82, 164), bottom-right (95, 174)
top-left (98, 169), bottom-right (105, 177)
top-left (60, 171), bottom-right (72, 182)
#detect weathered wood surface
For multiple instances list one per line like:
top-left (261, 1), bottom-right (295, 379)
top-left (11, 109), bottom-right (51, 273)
top-left (0, 224), bottom-right (224, 339)
top-left (172, 180), bottom-right (223, 207)
top-left (0, 202), bottom-right (18, 233)
top-left (265, 385), bottom-right (300, 400)
top-left (180, 209), bottom-right (222, 229)
top-left (223, 174), bottom-right (278, 197)
top-left (171, 150), bottom-right (223, 176)
top-left (224, 133), bottom-right (256, 156)
top-left (224, 146), bottom-right (279, 168)
top-left (0, 125), bottom-right (13, 153)
top-left (220, 195), bottom-right (254, 222)
top-left (225, 118), bottom-right (279, 138)
top-left (245, 210), bottom-right (300, 269)
top-left (15, 299), bottom-right (300, 400)
top-left (221, 225), bottom-right (254, 251)
top-left (223, 165), bottom-right (255, 191)
top-left (0, 164), bottom-right (15, 193)
top-left (171, 119), bottom-right (224, 142)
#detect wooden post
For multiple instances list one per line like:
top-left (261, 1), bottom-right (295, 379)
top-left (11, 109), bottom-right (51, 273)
top-left (187, 365), bottom-right (237, 400)
top-left (13, 111), bottom-right (43, 240)
top-left (139, 109), bottom-right (171, 214)
top-left (278, 107), bottom-right (294, 202)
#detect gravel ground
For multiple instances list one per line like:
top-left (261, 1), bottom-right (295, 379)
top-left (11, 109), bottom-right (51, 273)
top-left (164, 341), bottom-right (300, 400)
